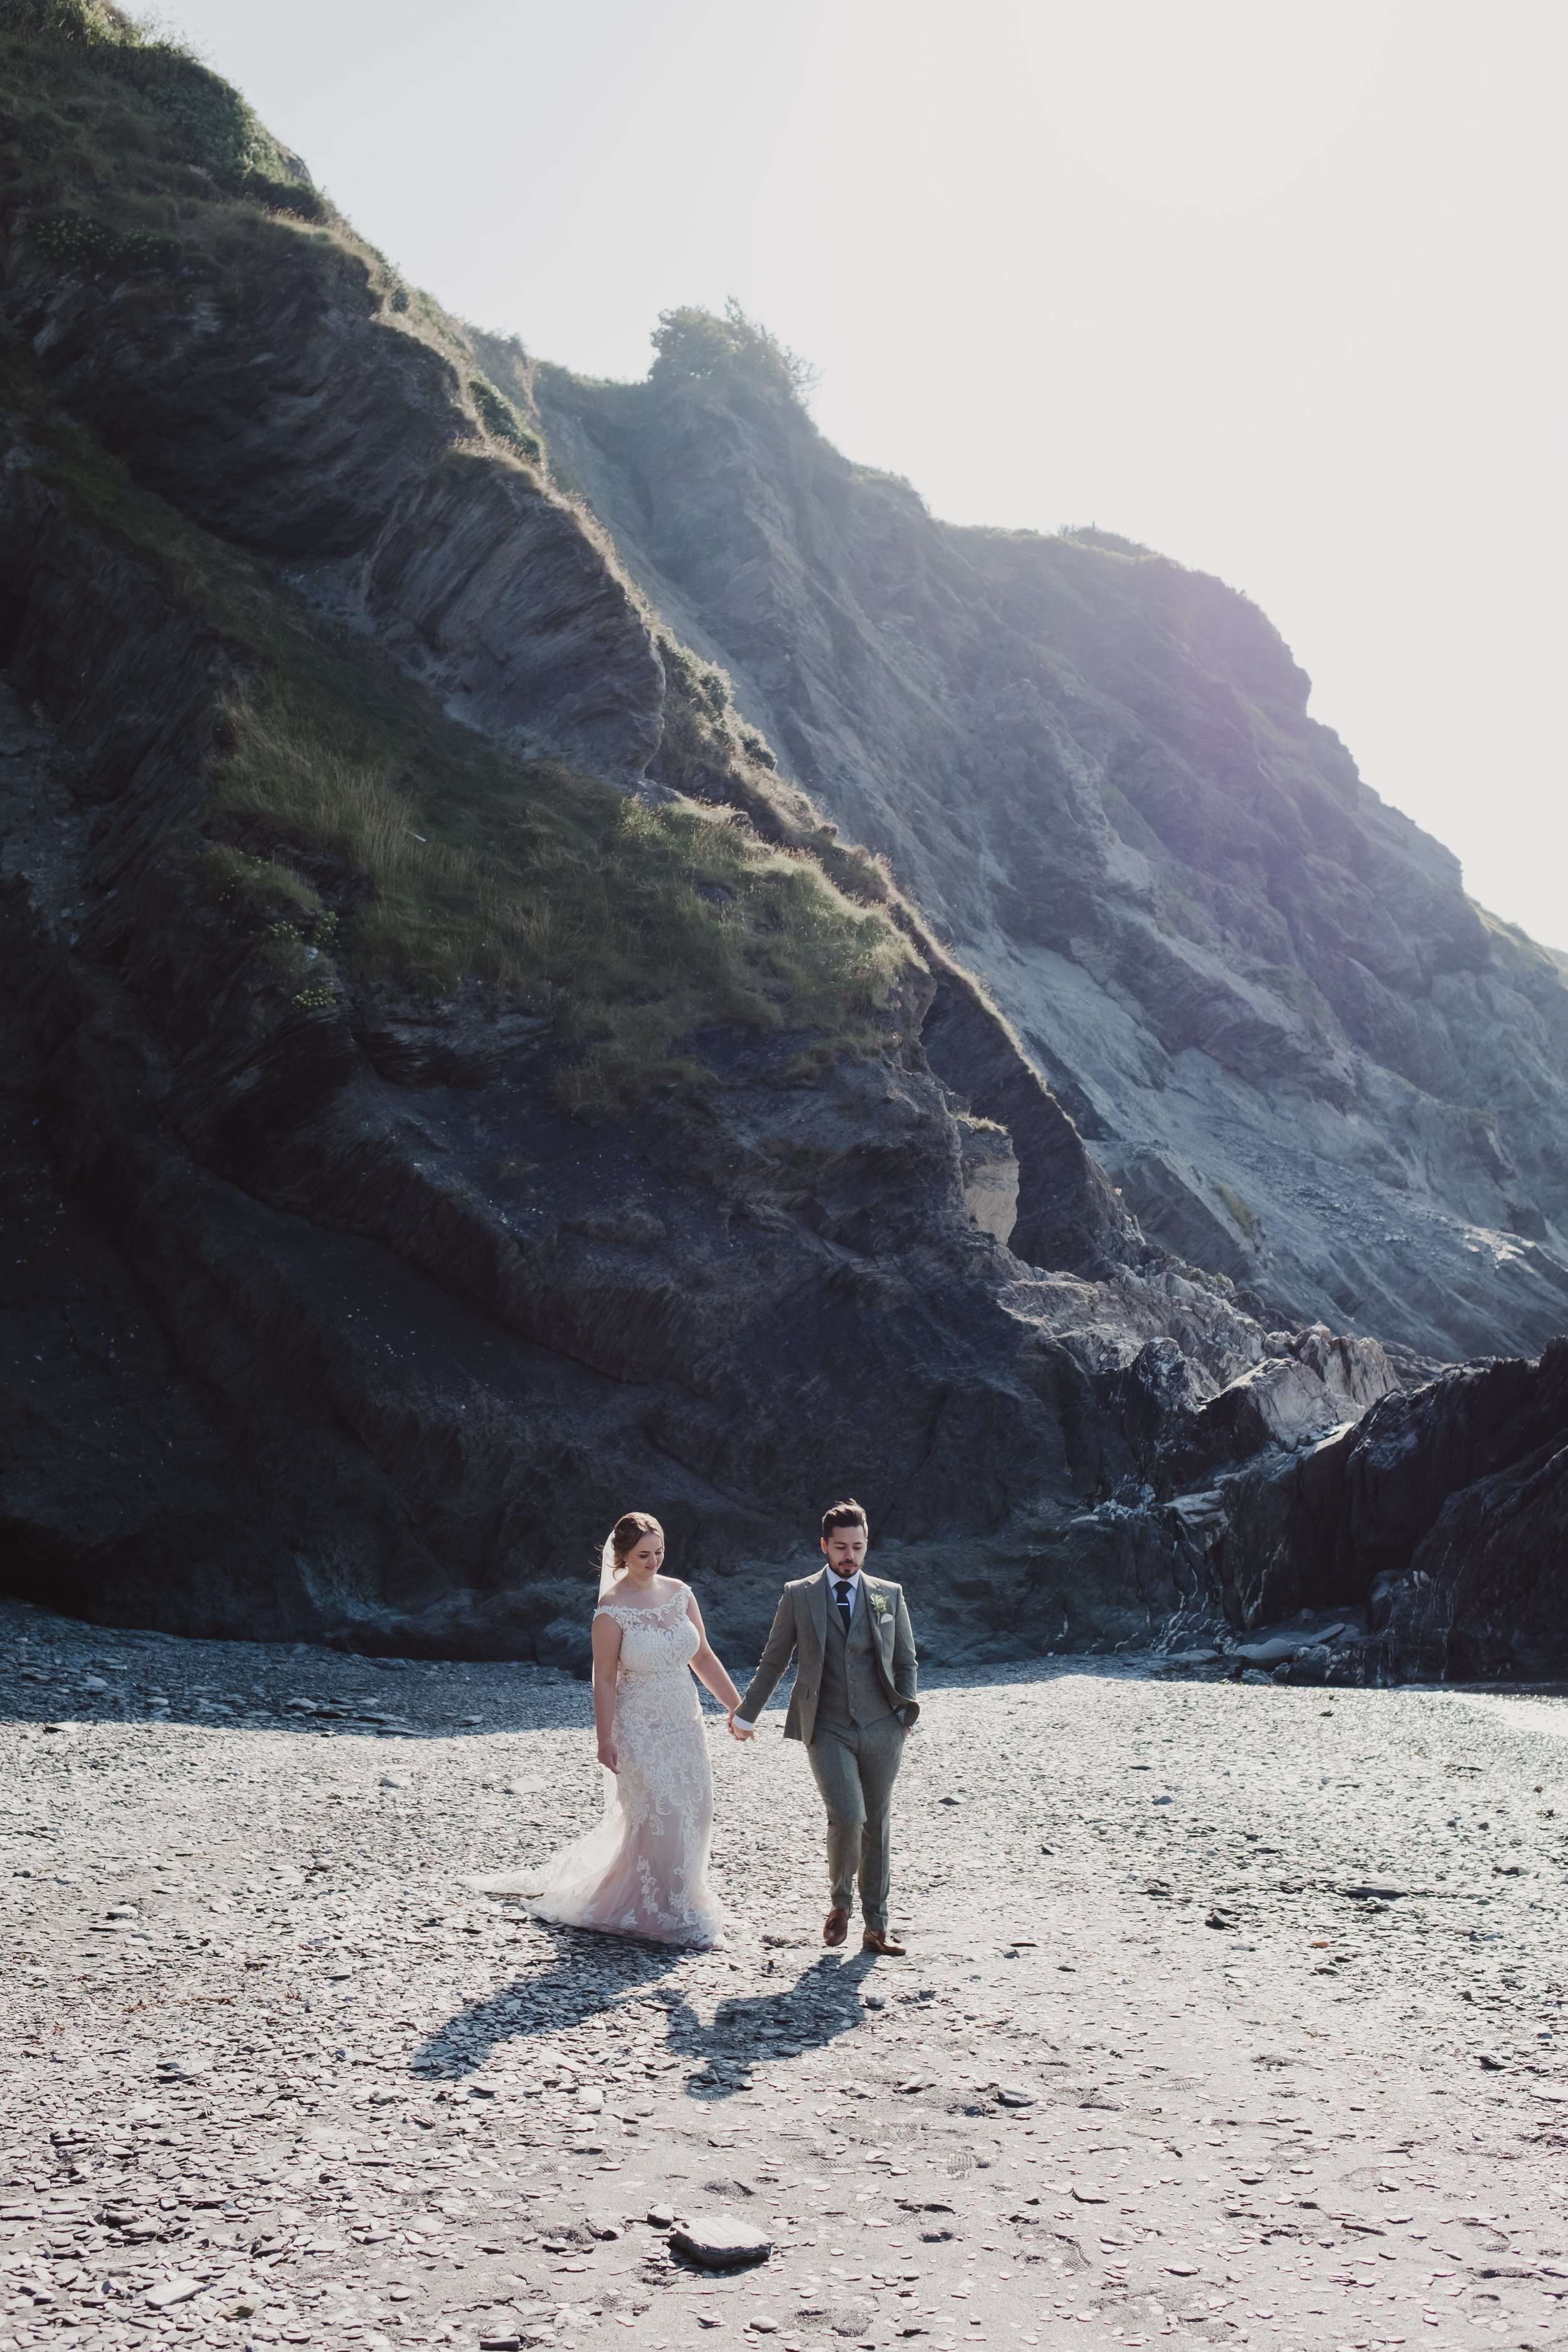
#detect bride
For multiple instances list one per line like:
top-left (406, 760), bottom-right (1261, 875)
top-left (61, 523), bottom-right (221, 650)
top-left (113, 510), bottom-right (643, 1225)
top-left (468, 1512), bottom-right (748, 1947)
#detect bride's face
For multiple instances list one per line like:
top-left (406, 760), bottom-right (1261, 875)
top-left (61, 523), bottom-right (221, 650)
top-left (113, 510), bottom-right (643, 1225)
top-left (624, 1532), bottom-right (665, 1581)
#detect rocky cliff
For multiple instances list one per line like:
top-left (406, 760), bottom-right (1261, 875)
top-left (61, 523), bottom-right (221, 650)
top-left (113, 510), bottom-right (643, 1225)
top-left (532, 320), bottom-right (1568, 1365)
top-left (1, 3), bottom-right (1563, 1680)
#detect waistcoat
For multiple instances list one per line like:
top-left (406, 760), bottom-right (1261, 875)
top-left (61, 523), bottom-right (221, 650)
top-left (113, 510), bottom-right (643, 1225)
top-left (817, 1586), bottom-right (895, 1730)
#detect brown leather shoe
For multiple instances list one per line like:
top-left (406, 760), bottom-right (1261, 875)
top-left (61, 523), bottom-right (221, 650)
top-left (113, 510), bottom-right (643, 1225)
top-left (862, 1927), bottom-right (906, 1956)
top-left (824, 1906), bottom-right (850, 1947)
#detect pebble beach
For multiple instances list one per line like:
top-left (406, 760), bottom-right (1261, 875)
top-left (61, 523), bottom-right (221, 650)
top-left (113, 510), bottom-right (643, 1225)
top-left (4, 1599), bottom-right (1568, 2352)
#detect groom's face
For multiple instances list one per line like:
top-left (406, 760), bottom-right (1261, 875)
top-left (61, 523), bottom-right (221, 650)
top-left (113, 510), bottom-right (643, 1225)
top-left (820, 1525), bottom-right (867, 1577)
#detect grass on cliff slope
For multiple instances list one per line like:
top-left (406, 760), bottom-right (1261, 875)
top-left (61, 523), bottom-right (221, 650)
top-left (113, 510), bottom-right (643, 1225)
top-left (0, 3), bottom-right (915, 1099)
top-left (0, 0), bottom-right (524, 458)
top-left (27, 381), bottom-right (909, 1095)
top-left (0, 0), bottom-right (321, 216)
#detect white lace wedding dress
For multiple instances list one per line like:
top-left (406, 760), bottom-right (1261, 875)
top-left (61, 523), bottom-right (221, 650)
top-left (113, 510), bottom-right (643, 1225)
top-left (469, 1581), bottom-right (726, 1949)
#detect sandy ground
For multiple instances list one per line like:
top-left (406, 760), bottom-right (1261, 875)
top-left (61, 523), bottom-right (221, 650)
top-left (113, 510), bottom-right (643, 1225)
top-left (4, 1597), bottom-right (1568, 2352)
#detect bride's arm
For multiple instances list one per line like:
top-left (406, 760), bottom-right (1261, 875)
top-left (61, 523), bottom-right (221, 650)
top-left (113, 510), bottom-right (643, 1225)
top-left (591, 1611), bottom-right (623, 1771)
top-left (685, 1593), bottom-right (744, 1715)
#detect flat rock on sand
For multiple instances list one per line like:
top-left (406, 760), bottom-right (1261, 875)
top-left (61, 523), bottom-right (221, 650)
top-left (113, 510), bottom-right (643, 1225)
top-left (670, 2212), bottom-right (773, 2265)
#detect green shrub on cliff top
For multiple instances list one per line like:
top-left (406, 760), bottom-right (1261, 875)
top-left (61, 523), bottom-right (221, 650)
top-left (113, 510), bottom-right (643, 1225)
top-left (651, 300), bottom-right (818, 401)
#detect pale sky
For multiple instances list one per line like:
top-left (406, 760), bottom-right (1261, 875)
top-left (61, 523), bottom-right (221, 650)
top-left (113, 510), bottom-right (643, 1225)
top-left (164, 0), bottom-right (1568, 949)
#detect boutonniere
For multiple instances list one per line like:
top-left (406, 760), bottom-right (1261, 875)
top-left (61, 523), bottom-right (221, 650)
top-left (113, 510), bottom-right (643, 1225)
top-left (869, 1592), bottom-right (891, 1619)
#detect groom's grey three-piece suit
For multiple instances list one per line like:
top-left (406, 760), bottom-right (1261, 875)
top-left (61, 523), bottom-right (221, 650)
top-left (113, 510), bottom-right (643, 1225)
top-left (736, 1570), bottom-right (919, 1932)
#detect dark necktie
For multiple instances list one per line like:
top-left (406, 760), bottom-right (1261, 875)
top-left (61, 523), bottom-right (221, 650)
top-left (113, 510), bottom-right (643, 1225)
top-left (834, 1579), bottom-right (854, 1634)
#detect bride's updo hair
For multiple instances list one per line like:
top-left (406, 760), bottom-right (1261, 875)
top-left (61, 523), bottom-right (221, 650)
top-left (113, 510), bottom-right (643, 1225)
top-left (608, 1511), bottom-right (664, 1577)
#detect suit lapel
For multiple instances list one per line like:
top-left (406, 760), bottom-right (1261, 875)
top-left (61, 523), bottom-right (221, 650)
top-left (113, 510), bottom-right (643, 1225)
top-left (806, 1567), bottom-right (829, 1653)
top-left (862, 1576), bottom-right (892, 1651)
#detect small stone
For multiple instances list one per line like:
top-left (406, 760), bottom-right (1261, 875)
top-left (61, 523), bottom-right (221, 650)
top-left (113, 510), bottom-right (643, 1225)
top-left (648, 2203), bottom-right (675, 2227)
top-left (146, 2275), bottom-right (204, 2309)
top-left (995, 2083), bottom-right (1035, 2107)
top-left (1071, 2184), bottom-right (1109, 2204)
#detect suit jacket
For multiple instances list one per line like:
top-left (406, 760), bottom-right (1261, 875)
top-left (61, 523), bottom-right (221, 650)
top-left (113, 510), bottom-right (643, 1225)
top-left (736, 1568), bottom-right (919, 1744)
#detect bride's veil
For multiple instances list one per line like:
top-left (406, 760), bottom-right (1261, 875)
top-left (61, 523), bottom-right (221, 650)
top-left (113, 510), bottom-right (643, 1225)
top-left (595, 1533), bottom-right (621, 1813)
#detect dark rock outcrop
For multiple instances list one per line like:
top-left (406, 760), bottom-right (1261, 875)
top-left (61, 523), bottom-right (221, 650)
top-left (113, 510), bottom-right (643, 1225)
top-left (919, 965), bottom-right (1131, 1274)
top-left (1205, 1341), bottom-right (1568, 1682)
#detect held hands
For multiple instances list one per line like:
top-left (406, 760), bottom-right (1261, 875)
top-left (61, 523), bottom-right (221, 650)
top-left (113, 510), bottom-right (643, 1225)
top-left (726, 1710), bottom-right (756, 1743)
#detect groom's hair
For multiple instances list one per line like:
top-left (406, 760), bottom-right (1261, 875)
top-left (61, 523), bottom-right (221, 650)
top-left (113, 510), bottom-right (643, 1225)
top-left (821, 1498), bottom-right (868, 1537)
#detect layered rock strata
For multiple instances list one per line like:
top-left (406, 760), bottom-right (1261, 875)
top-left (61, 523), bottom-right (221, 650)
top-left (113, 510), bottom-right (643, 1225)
top-left (534, 352), bottom-right (1568, 1362)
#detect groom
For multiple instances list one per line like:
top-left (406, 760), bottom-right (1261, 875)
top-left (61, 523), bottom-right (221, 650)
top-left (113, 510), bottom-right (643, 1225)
top-left (729, 1500), bottom-right (918, 1955)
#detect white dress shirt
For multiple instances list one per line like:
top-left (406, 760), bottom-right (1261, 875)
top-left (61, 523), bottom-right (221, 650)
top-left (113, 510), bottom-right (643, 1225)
top-left (827, 1565), bottom-right (862, 1621)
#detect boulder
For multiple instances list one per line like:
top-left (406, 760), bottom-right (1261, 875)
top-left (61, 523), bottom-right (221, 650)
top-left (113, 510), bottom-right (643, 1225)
top-left (1217, 1337), bottom-right (1568, 1677)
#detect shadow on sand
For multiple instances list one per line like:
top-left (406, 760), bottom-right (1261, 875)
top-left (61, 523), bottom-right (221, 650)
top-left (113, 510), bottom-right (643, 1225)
top-left (413, 1919), bottom-right (879, 2101)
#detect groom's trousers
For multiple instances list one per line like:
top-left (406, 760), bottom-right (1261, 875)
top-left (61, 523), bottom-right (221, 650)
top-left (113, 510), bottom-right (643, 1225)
top-left (806, 1714), bottom-right (906, 1932)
